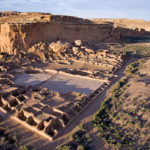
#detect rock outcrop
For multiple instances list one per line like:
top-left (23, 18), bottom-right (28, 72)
top-left (0, 12), bottom-right (150, 54)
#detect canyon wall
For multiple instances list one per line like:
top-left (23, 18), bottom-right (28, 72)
top-left (0, 13), bottom-right (150, 54)
top-left (0, 22), bottom-right (113, 54)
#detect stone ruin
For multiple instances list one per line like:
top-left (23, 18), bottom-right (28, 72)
top-left (1, 12), bottom-right (149, 142)
top-left (0, 77), bottom-right (109, 140)
top-left (0, 39), bottom-right (126, 140)
top-left (0, 87), bottom-right (70, 140)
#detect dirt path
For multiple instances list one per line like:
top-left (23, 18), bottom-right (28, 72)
top-left (0, 58), bottom-right (136, 150)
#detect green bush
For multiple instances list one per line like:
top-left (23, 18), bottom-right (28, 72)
top-left (58, 145), bottom-right (71, 150)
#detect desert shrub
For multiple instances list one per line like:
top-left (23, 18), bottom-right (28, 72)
top-left (63, 127), bottom-right (94, 150)
top-left (77, 144), bottom-right (85, 150)
top-left (125, 62), bottom-right (138, 75)
top-left (71, 130), bottom-right (86, 143)
top-left (0, 126), bottom-right (5, 136)
top-left (0, 125), bottom-right (35, 150)
top-left (1, 136), bottom-right (6, 144)
top-left (58, 145), bottom-right (71, 150)
top-left (111, 77), bottom-right (128, 98)
top-left (12, 135), bottom-right (18, 142)
top-left (94, 45), bottom-right (150, 149)
top-left (20, 145), bottom-right (29, 150)
top-left (124, 59), bottom-right (146, 76)
top-left (122, 45), bottom-right (150, 58)
top-left (93, 76), bottom-right (137, 149)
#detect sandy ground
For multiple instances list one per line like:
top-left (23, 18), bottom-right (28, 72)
top-left (125, 59), bottom-right (150, 100)
top-left (41, 72), bottom-right (104, 95)
top-left (14, 73), bottom-right (53, 86)
top-left (14, 70), bottom-right (104, 95)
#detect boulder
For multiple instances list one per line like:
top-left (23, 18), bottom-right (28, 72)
top-left (72, 46), bottom-right (79, 55)
top-left (35, 51), bottom-right (46, 62)
top-left (28, 46), bottom-right (35, 53)
top-left (81, 46), bottom-right (87, 49)
top-left (28, 42), bottom-right (47, 53)
top-left (85, 48), bottom-right (94, 54)
top-left (49, 41), bottom-right (70, 53)
top-left (0, 55), bottom-right (3, 59)
top-left (74, 40), bottom-right (82, 46)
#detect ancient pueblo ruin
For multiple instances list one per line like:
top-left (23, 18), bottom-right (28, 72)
top-left (1, 12), bottom-right (150, 149)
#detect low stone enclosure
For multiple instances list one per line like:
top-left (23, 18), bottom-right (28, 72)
top-left (0, 42), bottom-right (126, 141)
top-left (0, 76), bottom-right (110, 140)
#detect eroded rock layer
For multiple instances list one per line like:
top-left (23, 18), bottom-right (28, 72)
top-left (0, 12), bottom-right (150, 54)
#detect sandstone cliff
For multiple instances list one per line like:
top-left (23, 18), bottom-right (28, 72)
top-left (0, 12), bottom-right (150, 54)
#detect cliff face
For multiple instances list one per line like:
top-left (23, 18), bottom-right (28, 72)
top-left (111, 26), bottom-right (148, 41)
top-left (0, 12), bottom-right (150, 54)
top-left (0, 22), bottom-right (113, 54)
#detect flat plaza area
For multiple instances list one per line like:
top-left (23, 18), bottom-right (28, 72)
top-left (14, 70), bottom-right (105, 95)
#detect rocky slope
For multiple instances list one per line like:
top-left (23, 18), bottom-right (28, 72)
top-left (0, 12), bottom-right (150, 54)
